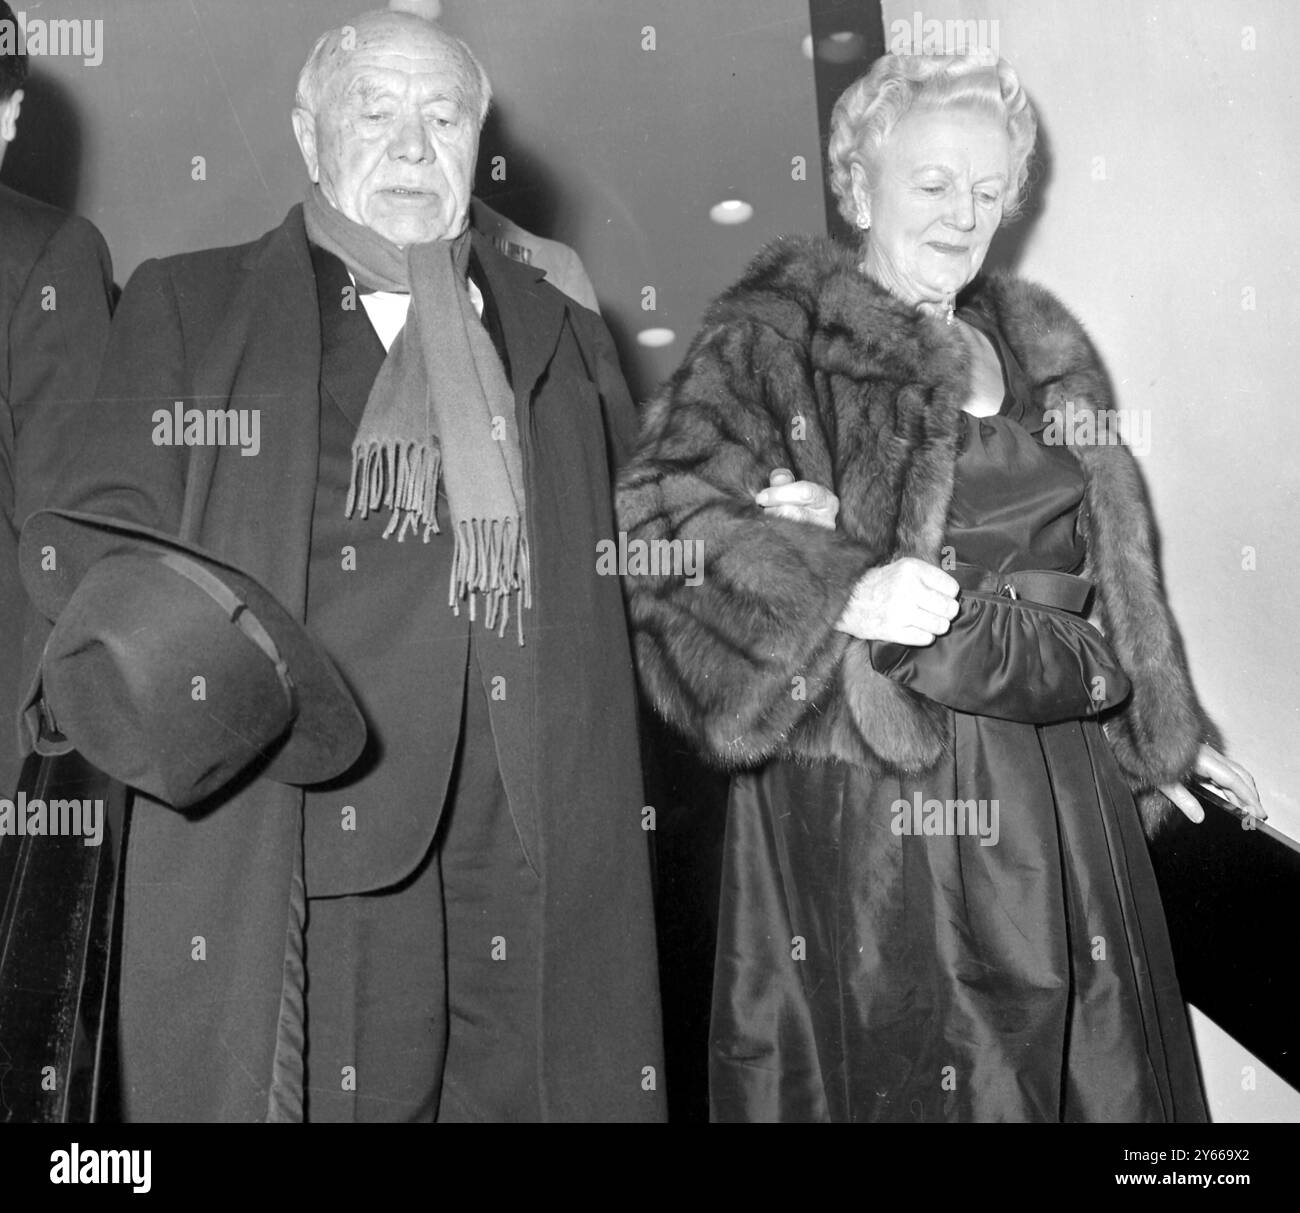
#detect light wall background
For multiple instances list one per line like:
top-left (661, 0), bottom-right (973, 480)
top-left (880, 0), bottom-right (1300, 1122)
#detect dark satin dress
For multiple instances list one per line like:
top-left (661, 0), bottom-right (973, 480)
top-left (710, 314), bottom-right (1208, 1123)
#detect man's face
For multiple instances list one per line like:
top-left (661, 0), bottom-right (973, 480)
top-left (295, 25), bottom-right (480, 246)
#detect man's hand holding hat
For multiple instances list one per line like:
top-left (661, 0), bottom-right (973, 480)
top-left (19, 510), bottom-right (366, 809)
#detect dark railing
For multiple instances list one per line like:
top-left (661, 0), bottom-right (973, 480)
top-left (1149, 783), bottom-right (1300, 1091)
top-left (0, 751), bottom-right (128, 1122)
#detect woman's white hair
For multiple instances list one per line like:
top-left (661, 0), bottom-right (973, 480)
top-left (293, 10), bottom-right (492, 125)
top-left (827, 52), bottom-right (1037, 227)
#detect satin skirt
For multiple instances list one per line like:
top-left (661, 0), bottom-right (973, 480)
top-left (709, 713), bottom-right (1208, 1122)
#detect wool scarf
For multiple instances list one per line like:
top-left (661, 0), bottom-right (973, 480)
top-left (304, 186), bottom-right (530, 641)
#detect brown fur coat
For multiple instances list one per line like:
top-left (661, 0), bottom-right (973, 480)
top-left (616, 235), bottom-right (1210, 833)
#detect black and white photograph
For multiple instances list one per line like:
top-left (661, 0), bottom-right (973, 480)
top-left (0, 0), bottom-right (1296, 1190)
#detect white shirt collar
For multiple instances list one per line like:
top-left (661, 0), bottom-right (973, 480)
top-left (346, 269), bottom-right (485, 353)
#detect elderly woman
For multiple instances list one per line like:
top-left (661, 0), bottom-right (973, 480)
top-left (618, 53), bottom-right (1262, 1123)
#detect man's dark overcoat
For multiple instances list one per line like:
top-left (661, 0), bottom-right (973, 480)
top-left (39, 205), bottom-right (664, 1121)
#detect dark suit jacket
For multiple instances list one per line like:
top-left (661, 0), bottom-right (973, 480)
top-left (301, 240), bottom-right (544, 896)
top-left (0, 182), bottom-right (113, 798)
top-left (37, 205), bottom-right (664, 1122)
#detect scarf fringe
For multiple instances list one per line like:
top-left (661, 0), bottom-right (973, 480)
top-left (345, 438), bottom-right (442, 543)
top-left (448, 517), bottom-right (532, 646)
top-left (346, 439), bottom-right (532, 643)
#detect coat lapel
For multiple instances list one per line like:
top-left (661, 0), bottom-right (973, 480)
top-left (469, 230), bottom-right (565, 426)
top-left (311, 242), bottom-right (387, 429)
top-left (185, 206), bottom-right (323, 618)
top-left (462, 233), bottom-right (563, 877)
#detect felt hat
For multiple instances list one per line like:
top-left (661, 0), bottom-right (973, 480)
top-left (19, 509), bottom-right (366, 808)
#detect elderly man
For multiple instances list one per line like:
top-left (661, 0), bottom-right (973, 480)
top-left (0, 0), bottom-right (113, 799)
top-left (35, 8), bottom-right (664, 1122)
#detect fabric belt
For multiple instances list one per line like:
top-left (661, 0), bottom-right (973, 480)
top-left (949, 561), bottom-right (1094, 616)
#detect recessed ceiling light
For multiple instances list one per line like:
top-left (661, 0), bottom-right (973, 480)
top-left (801, 34), bottom-right (814, 59)
top-left (636, 328), bottom-right (677, 349)
top-left (710, 200), bottom-right (754, 225)
top-left (817, 31), bottom-right (865, 63)
top-left (388, 0), bottom-right (442, 18)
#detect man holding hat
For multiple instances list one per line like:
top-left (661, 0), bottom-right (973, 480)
top-left (21, 5), bottom-right (663, 1122)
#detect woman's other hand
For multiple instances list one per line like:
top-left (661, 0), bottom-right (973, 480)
top-left (836, 557), bottom-right (960, 645)
top-left (756, 468), bottom-right (839, 530)
top-left (1159, 744), bottom-right (1266, 825)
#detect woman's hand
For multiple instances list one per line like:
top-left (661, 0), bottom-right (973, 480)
top-left (756, 468), bottom-right (839, 530)
top-left (835, 557), bottom-right (960, 645)
top-left (1159, 744), bottom-right (1266, 824)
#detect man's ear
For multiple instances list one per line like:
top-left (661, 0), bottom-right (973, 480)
top-left (0, 89), bottom-right (24, 145)
top-left (291, 107), bottom-right (320, 182)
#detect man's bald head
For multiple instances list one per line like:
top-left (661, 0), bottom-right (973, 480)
top-left (295, 10), bottom-right (491, 128)
top-left (291, 8), bottom-right (490, 246)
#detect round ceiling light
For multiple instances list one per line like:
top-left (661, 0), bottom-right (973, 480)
top-left (636, 328), bottom-right (677, 349)
top-left (817, 31), bottom-right (865, 63)
top-left (710, 199), bottom-right (754, 225)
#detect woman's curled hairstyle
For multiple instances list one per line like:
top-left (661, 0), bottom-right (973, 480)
top-left (827, 52), bottom-right (1038, 225)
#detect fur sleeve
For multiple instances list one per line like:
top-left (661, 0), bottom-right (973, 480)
top-left (1084, 437), bottom-right (1214, 827)
top-left (616, 318), bottom-right (879, 767)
